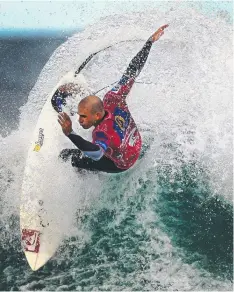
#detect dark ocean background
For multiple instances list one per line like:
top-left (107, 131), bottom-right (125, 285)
top-left (0, 30), bottom-right (78, 137)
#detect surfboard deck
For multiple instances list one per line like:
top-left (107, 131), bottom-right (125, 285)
top-left (20, 71), bottom-right (87, 271)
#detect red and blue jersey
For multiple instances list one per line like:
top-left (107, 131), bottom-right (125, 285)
top-left (92, 76), bottom-right (142, 169)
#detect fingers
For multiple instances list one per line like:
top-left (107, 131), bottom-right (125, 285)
top-left (57, 115), bottom-right (64, 126)
top-left (58, 112), bottom-right (68, 119)
top-left (151, 24), bottom-right (169, 42)
top-left (160, 24), bottom-right (169, 30)
top-left (57, 112), bottom-right (72, 136)
top-left (58, 112), bottom-right (65, 124)
top-left (57, 112), bottom-right (71, 126)
top-left (158, 24), bottom-right (169, 34)
top-left (58, 112), bottom-right (69, 121)
top-left (62, 112), bottom-right (70, 119)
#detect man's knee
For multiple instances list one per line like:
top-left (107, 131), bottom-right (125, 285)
top-left (59, 149), bottom-right (82, 162)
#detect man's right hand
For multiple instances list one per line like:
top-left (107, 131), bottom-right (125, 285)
top-left (58, 112), bottom-right (73, 136)
top-left (151, 24), bottom-right (169, 43)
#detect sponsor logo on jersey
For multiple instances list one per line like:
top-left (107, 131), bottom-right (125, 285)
top-left (95, 131), bottom-right (108, 141)
top-left (115, 115), bottom-right (126, 132)
top-left (95, 140), bottom-right (108, 151)
top-left (128, 127), bottom-right (137, 147)
top-left (113, 108), bottom-right (130, 141)
top-left (33, 128), bottom-right (44, 152)
top-left (21, 229), bottom-right (40, 253)
top-left (95, 131), bottom-right (109, 151)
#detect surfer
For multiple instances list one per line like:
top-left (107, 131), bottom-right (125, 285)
top-left (57, 24), bottom-right (169, 173)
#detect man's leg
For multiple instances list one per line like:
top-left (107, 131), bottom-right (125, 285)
top-left (59, 149), bottom-right (125, 173)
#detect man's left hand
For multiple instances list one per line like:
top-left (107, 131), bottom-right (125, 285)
top-left (58, 112), bottom-right (72, 136)
top-left (151, 24), bottom-right (169, 43)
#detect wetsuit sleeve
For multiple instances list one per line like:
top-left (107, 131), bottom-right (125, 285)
top-left (124, 36), bottom-right (153, 80)
top-left (108, 37), bottom-right (153, 99)
top-left (67, 131), bottom-right (104, 161)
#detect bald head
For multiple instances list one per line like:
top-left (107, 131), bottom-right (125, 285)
top-left (77, 95), bottom-right (105, 129)
top-left (79, 95), bottom-right (104, 114)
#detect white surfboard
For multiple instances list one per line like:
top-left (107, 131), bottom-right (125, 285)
top-left (20, 70), bottom-right (88, 271)
top-left (20, 43), bottom-right (119, 271)
top-left (20, 40), bottom-right (140, 271)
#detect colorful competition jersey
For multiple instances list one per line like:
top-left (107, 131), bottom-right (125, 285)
top-left (93, 77), bottom-right (142, 169)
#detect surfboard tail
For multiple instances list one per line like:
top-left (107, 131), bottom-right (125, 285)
top-left (21, 228), bottom-right (60, 271)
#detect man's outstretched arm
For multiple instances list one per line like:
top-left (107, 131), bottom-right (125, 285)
top-left (124, 37), bottom-right (153, 80)
top-left (108, 24), bottom-right (169, 98)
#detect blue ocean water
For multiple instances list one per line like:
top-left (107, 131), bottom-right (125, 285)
top-left (0, 2), bottom-right (233, 291)
top-left (0, 30), bottom-right (77, 137)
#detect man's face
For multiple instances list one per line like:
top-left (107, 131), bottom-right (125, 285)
top-left (77, 103), bottom-right (97, 129)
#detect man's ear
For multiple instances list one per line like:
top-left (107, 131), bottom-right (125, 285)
top-left (96, 112), bottom-right (101, 120)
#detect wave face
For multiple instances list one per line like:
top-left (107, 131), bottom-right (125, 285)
top-left (0, 5), bottom-right (233, 291)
